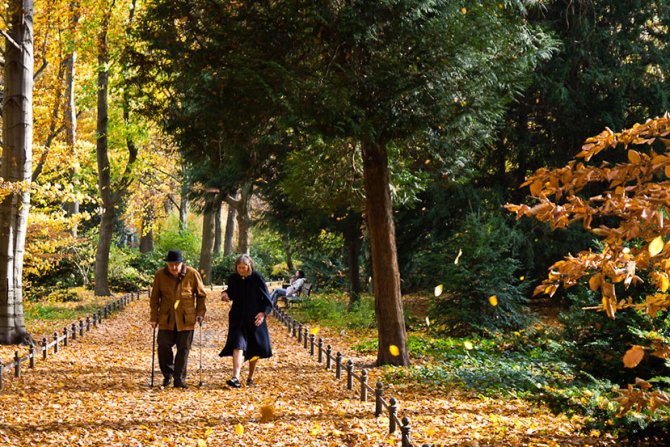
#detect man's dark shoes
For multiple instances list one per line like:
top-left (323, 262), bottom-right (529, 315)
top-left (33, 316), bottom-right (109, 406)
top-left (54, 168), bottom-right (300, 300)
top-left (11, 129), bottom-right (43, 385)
top-left (162, 377), bottom-right (171, 387)
top-left (174, 381), bottom-right (188, 389)
top-left (226, 377), bottom-right (241, 388)
top-left (246, 378), bottom-right (255, 387)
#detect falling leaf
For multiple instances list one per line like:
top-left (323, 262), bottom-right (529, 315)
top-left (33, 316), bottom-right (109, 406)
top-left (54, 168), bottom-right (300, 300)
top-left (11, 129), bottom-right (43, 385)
top-left (389, 345), bottom-right (400, 356)
top-left (519, 276), bottom-right (524, 281)
top-left (250, 356), bottom-right (260, 362)
top-left (174, 300), bottom-right (180, 309)
top-left (460, 7), bottom-right (467, 14)
top-left (434, 284), bottom-right (443, 297)
top-left (454, 248), bottom-right (463, 264)
top-left (424, 159), bottom-right (431, 165)
top-left (649, 236), bottom-right (664, 256)
top-left (310, 423), bottom-right (321, 435)
top-left (234, 423), bottom-right (244, 435)
top-left (197, 439), bottom-right (207, 447)
top-left (425, 316), bottom-right (430, 327)
top-left (309, 327), bottom-right (320, 335)
top-left (623, 345), bottom-right (645, 368)
top-left (488, 295), bottom-right (498, 306)
top-left (204, 428), bottom-right (213, 436)
top-left (464, 341), bottom-right (474, 350)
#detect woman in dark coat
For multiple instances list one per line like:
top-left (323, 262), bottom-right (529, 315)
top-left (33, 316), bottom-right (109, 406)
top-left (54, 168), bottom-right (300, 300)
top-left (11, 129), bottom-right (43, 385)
top-left (219, 254), bottom-right (273, 388)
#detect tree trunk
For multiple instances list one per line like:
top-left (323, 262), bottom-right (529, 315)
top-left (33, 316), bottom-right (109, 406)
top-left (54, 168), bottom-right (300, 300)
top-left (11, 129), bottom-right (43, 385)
top-left (223, 203), bottom-right (236, 256)
top-left (361, 140), bottom-right (409, 366)
top-left (94, 7), bottom-right (113, 296)
top-left (235, 182), bottom-right (253, 255)
top-left (344, 216), bottom-right (362, 308)
top-left (94, 0), bottom-right (137, 296)
top-left (198, 194), bottom-right (220, 286)
top-left (64, 1), bottom-right (80, 235)
top-left (214, 200), bottom-right (222, 255)
top-left (139, 205), bottom-right (154, 253)
top-left (0, 0), bottom-right (34, 345)
top-left (283, 233), bottom-right (294, 273)
top-left (179, 172), bottom-right (189, 232)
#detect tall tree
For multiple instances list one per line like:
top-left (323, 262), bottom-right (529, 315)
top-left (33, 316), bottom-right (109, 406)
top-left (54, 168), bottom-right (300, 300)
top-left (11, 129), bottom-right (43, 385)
top-left (0, 0), bottom-right (35, 344)
top-left (289, 1), bottom-right (554, 365)
top-left (490, 0), bottom-right (670, 194)
top-left (94, 0), bottom-right (137, 295)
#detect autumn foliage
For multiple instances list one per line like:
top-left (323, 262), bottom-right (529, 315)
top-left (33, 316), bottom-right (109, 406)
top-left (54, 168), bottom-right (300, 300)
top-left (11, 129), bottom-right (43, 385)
top-left (507, 114), bottom-right (670, 413)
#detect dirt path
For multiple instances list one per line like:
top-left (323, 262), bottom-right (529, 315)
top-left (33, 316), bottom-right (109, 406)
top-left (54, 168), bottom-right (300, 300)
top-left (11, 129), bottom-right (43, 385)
top-left (0, 291), bottom-right (613, 446)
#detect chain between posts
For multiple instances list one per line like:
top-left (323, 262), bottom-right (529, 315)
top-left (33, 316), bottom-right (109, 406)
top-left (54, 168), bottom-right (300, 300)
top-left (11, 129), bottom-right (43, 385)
top-left (0, 292), bottom-right (140, 391)
top-left (272, 305), bottom-right (433, 447)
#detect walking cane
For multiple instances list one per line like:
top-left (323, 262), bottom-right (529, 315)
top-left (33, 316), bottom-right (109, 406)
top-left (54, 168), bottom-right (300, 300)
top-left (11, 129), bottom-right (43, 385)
top-left (198, 320), bottom-right (204, 386)
top-left (150, 326), bottom-right (157, 387)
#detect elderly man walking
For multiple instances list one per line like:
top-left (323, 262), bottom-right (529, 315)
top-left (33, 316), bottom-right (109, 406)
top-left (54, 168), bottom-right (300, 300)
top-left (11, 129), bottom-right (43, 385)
top-left (150, 250), bottom-right (207, 388)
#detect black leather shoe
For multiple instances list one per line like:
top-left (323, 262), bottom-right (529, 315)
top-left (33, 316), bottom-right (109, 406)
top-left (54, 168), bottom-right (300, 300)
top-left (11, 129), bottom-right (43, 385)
top-left (246, 378), bottom-right (255, 387)
top-left (226, 377), bottom-right (241, 388)
top-left (162, 377), bottom-right (171, 387)
top-left (174, 381), bottom-right (188, 389)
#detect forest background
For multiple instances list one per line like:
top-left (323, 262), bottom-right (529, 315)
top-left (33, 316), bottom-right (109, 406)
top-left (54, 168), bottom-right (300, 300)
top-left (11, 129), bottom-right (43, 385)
top-left (1, 0), bottom-right (670, 444)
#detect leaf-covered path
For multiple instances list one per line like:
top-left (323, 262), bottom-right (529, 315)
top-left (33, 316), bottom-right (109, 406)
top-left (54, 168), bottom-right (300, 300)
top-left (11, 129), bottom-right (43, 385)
top-left (0, 290), bottom-right (612, 446)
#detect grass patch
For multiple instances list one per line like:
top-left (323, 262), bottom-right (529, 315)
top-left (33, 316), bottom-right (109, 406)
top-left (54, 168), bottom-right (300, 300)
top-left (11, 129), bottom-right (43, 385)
top-left (288, 291), bottom-right (377, 330)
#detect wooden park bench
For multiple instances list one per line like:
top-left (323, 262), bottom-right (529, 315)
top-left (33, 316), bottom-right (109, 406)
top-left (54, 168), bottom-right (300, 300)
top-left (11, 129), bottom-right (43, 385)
top-left (285, 282), bottom-right (312, 307)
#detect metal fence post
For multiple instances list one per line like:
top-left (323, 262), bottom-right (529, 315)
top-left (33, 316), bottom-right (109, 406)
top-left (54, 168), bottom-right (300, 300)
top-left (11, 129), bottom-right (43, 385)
top-left (86, 316), bottom-right (91, 332)
top-left (336, 352), bottom-right (342, 379)
top-left (401, 416), bottom-right (412, 447)
top-left (42, 337), bottom-right (48, 360)
top-left (317, 338), bottom-right (323, 363)
top-left (63, 327), bottom-right (68, 347)
top-left (389, 397), bottom-right (398, 433)
top-left (310, 334), bottom-right (315, 356)
top-left (298, 323), bottom-right (303, 343)
top-left (71, 323), bottom-right (77, 340)
top-left (14, 351), bottom-right (20, 377)
top-left (303, 328), bottom-right (308, 349)
top-left (375, 380), bottom-right (384, 416)
top-left (79, 319), bottom-right (84, 337)
top-left (53, 332), bottom-right (59, 354)
top-left (346, 360), bottom-right (354, 391)
top-left (29, 345), bottom-right (35, 368)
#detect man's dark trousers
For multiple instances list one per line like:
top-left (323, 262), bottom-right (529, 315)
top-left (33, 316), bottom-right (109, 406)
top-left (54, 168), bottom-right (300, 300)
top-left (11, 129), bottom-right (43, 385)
top-left (157, 328), bottom-right (194, 385)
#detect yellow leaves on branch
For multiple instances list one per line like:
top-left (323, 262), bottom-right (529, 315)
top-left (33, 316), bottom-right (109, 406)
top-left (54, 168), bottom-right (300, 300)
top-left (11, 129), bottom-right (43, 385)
top-left (509, 115), bottom-right (670, 321)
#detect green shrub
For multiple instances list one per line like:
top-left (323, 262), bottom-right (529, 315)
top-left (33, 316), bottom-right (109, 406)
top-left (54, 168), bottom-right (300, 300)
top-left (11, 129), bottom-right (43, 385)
top-left (425, 212), bottom-right (533, 335)
top-left (291, 292), bottom-right (376, 330)
top-left (107, 246), bottom-right (150, 292)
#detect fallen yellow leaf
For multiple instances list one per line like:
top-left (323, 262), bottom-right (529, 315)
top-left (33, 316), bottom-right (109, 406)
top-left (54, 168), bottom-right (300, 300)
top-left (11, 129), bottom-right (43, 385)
top-left (174, 300), bottom-right (180, 309)
top-left (309, 327), bottom-right (320, 335)
top-left (234, 423), bottom-right (244, 435)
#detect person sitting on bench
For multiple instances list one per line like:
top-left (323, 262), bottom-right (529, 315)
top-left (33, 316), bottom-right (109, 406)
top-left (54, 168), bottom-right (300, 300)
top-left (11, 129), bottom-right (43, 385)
top-left (270, 270), bottom-right (305, 305)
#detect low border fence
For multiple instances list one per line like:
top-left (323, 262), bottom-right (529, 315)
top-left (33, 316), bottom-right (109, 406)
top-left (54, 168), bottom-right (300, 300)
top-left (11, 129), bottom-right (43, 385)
top-left (0, 292), bottom-right (140, 390)
top-left (272, 305), bottom-right (434, 447)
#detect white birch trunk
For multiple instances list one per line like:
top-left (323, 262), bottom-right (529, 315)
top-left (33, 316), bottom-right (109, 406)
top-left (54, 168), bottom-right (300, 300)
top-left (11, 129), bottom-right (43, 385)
top-left (0, 0), bottom-right (34, 344)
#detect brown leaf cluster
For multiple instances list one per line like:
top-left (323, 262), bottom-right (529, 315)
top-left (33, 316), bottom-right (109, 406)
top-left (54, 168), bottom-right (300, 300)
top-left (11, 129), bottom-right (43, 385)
top-left (0, 290), bottom-right (614, 446)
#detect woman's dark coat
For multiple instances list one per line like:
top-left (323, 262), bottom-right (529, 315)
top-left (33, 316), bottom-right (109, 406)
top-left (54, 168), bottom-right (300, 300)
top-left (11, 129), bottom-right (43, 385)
top-left (219, 271), bottom-right (273, 360)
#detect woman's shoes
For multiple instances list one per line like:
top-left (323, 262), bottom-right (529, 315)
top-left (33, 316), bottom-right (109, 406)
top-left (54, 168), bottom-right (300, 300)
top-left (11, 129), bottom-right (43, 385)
top-left (246, 378), bottom-right (255, 387)
top-left (226, 377), bottom-right (241, 388)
